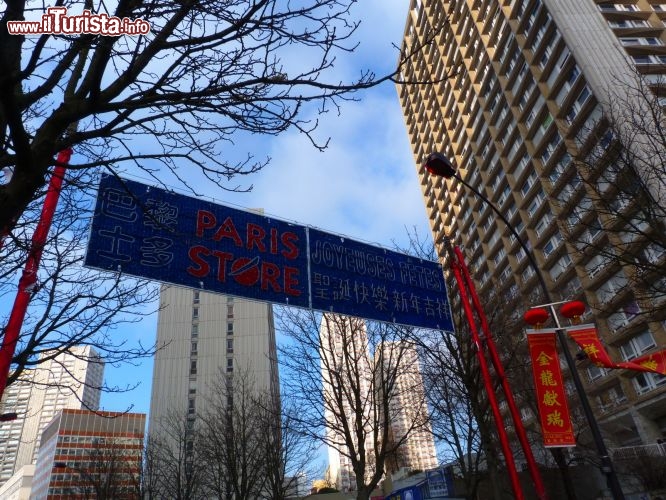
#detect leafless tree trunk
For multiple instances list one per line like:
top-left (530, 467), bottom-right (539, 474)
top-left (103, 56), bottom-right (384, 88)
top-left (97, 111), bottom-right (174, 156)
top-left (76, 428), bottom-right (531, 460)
top-left (143, 412), bottom-right (205, 500)
top-left (278, 310), bottom-right (432, 500)
top-left (197, 371), bottom-right (270, 500)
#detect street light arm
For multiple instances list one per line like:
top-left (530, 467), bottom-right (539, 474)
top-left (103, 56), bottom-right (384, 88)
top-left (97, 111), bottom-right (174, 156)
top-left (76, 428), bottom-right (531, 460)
top-left (453, 173), bottom-right (552, 303)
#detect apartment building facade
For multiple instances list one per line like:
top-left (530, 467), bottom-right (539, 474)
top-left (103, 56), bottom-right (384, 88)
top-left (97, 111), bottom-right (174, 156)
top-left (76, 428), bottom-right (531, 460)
top-left (148, 285), bottom-right (280, 445)
top-left (377, 341), bottom-right (439, 473)
top-left (398, 0), bottom-right (665, 454)
top-left (0, 347), bottom-right (103, 487)
top-left (30, 409), bottom-right (145, 499)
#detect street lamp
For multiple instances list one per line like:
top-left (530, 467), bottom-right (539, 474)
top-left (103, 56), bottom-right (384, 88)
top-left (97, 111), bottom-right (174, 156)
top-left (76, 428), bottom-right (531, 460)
top-left (424, 152), bottom-right (625, 500)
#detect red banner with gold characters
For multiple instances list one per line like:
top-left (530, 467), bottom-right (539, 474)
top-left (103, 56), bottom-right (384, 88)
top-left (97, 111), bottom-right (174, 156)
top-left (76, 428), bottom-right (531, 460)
top-left (526, 329), bottom-right (576, 448)
top-left (567, 324), bottom-right (666, 375)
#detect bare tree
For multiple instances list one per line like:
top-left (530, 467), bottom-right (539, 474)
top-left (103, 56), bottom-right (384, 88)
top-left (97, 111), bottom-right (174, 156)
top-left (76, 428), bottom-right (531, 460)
top-left (143, 412), bottom-right (206, 500)
top-left (0, 168), bottom-right (156, 395)
top-left (261, 399), bottom-right (320, 500)
top-left (197, 371), bottom-right (270, 500)
top-left (145, 369), bottom-right (317, 500)
top-left (417, 325), bottom-right (497, 500)
top-left (399, 229), bottom-right (587, 499)
top-left (0, 0), bottom-right (450, 232)
top-left (278, 311), bottom-right (432, 500)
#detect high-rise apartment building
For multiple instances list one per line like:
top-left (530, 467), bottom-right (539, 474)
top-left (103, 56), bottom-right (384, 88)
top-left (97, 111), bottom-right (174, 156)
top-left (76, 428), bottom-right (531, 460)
top-left (148, 285), bottom-right (279, 441)
top-left (321, 315), bottom-right (438, 491)
top-left (30, 409), bottom-right (145, 500)
top-left (377, 342), bottom-right (439, 472)
top-left (398, 0), bottom-right (665, 452)
top-left (320, 314), bottom-right (375, 492)
top-left (0, 347), bottom-right (103, 486)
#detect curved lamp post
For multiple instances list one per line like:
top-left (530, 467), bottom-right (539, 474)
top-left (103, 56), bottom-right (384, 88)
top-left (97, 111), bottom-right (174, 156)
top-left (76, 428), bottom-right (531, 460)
top-left (424, 152), bottom-right (625, 500)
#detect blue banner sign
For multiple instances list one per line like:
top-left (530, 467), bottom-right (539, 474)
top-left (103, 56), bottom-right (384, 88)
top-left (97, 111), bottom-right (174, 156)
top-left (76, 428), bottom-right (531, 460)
top-left (85, 175), bottom-right (453, 331)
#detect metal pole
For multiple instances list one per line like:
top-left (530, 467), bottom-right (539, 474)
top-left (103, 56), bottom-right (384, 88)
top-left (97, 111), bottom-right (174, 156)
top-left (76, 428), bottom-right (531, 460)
top-left (0, 149), bottom-right (72, 400)
top-left (452, 172), bottom-right (625, 500)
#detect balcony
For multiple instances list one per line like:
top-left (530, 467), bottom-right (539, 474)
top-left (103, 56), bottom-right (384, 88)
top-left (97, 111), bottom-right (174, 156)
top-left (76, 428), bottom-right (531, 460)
top-left (610, 442), bottom-right (666, 460)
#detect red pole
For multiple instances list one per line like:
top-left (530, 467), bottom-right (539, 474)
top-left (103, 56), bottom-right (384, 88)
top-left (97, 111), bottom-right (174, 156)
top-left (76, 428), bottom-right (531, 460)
top-left (454, 247), bottom-right (548, 500)
top-left (0, 149), bottom-right (72, 400)
top-left (450, 256), bottom-right (525, 500)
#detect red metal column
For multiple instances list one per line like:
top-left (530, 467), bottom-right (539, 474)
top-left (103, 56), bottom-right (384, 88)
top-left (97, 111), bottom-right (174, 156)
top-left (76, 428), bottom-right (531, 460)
top-left (454, 246), bottom-right (547, 500)
top-left (0, 149), bottom-right (72, 399)
top-left (450, 256), bottom-right (524, 500)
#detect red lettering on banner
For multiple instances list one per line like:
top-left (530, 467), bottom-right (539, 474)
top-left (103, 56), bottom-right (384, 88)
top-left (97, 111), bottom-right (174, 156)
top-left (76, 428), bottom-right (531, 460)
top-left (261, 262), bottom-right (281, 292)
top-left (187, 245), bottom-right (211, 277)
top-left (247, 223), bottom-right (266, 252)
top-left (270, 228), bottom-right (279, 254)
top-left (185, 243), bottom-right (302, 297)
top-left (281, 232), bottom-right (299, 259)
top-left (213, 217), bottom-right (243, 246)
top-left (194, 211), bottom-right (300, 261)
top-left (212, 251), bottom-right (233, 281)
top-left (196, 211), bottom-right (217, 237)
top-left (283, 267), bottom-right (300, 296)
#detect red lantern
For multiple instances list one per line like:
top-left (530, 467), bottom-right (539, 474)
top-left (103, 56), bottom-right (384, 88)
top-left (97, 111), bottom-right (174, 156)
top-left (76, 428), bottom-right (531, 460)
top-left (524, 308), bottom-right (549, 327)
top-left (560, 300), bottom-right (586, 324)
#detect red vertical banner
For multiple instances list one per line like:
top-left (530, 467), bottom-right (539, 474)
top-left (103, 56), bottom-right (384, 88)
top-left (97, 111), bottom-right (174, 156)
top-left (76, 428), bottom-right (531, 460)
top-left (526, 329), bottom-right (576, 448)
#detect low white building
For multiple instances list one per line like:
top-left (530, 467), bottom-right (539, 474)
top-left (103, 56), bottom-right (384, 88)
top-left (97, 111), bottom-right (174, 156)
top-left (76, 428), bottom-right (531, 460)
top-left (0, 465), bottom-right (35, 500)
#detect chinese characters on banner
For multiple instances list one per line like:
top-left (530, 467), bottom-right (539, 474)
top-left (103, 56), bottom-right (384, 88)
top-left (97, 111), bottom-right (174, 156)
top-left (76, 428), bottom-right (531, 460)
top-left (84, 175), bottom-right (454, 331)
top-left (526, 329), bottom-right (576, 448)
top-left (567, 324), bottom-right (666, 375)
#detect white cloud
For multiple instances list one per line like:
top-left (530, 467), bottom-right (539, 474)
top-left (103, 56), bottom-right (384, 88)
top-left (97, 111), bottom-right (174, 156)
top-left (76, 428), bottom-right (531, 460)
top-left (227, 89), bottom-right (429, 249)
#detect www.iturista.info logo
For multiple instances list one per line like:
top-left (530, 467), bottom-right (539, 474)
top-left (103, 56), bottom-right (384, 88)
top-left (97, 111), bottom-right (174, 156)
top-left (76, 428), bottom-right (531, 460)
top-left (7, 7), bottom-right (150, 36)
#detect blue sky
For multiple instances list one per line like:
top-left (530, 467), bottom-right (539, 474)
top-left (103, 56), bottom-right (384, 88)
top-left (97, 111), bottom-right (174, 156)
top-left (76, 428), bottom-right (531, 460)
top-left (99, 0), bottom-right (432, 416)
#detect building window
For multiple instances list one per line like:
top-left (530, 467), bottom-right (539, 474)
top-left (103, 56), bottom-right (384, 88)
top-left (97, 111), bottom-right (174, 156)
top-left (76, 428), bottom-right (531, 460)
top-left (227, 304), bottom-right (234, 318)
top-left (633, 372), bottom-right (666, 395)
top-left (191, 342), bottom-right (198, 354)
top-left (190, 361), bottom-right (197, 375)
top-left (193, 291), bottom-right (200, 304)
top-left (227, 339), bottom-right (233, 353)
top-left (188, 398), bottom-right (195, 414)
top-left (227, 358), bottom-right (233, 373)
top-left (227, 322), bottom-right (234, 335)
top-left (619, 331), bottom-right (656, 361)
top-left (548, 254), bottom-right (571, 281)
top-left (587, 365), bottom-right (608, 382)
top-left (596, 270), bottom-right (628, 303)
top-left (192, 307), bottom-right (199, 320)
top-left (191, 324), bottom-right (198, 338)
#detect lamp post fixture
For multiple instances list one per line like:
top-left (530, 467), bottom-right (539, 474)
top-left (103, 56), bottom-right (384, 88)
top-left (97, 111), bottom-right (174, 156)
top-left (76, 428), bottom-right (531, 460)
top-left (424, 152), bottom-right (625, 500)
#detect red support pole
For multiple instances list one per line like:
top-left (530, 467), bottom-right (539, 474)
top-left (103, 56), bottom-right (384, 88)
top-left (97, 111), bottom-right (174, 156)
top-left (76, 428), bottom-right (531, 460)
top-left (0, 149), bottom-right (72, 400)
top-left (454, 247), bottom-right (548, 500)
top-left (450, 256), bottom-right (525, 500)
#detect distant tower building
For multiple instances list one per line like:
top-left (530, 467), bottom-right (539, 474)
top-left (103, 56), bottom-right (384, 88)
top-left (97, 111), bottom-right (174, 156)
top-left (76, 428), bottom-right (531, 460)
top-left (0, 347), bottom-right (103, 487)
top-left (321, 316), bottom-right (438, 490)
top-left (320, 314), bottom-right (374, 492)
top-left (377, 342), bottom-right (438, 472)
top-left (148, 285), bottom-right (279, 442)
top-left (30, 409), bottom-right (145, 500)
